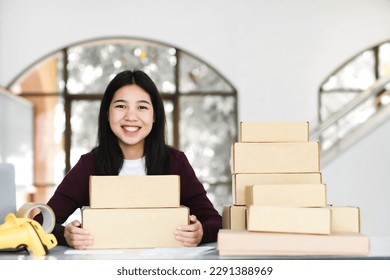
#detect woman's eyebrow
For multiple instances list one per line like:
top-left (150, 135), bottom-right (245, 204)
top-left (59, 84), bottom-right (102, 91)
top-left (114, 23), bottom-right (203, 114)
top-left (137, 100), bottom-right (151, 105)
top-left (112, 99), bottom-right (127, 104)
top-left (112, 99), bottom-right (151, 104)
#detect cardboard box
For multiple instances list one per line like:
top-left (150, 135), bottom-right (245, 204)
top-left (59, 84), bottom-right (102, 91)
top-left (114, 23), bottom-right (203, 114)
top-left (233, 173), bottom-right (322, 205)
top-left (329, 206), bottom-right (360, 233)
top-left (240, 121), bottom-right (309, 142)
top-left (245, 184), bottom-right (327, 207)
top-left (247, 205), bottom-right (331, 234)
top-left (231, 142), bottom-right (320, 174)
top-left (222, 205), bottom-right (246, 230)
top-left (89, 175), bottom-right (180, 208)
top-left (217, 230), bottom-right (370, 256)
top-left (82, 206), bottom-right (189, 249)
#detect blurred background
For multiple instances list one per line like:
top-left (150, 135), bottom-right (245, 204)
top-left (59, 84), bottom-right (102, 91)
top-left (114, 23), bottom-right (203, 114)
top-left (1, 0), bottom-right (390, 236)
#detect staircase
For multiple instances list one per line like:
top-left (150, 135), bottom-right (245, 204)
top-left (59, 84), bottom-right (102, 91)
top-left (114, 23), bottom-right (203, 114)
top-left (310, 75), bottom-right (390, 166)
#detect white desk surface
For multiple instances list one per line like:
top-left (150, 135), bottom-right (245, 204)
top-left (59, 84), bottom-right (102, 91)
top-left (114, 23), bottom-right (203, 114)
top-left (1, 237), bottom-right (390, 260)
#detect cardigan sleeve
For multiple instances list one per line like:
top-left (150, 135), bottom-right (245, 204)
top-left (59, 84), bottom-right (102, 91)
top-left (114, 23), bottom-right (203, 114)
top-left (34, 153), bottom-right (94, 246)
top-left (169, 149), bottom-right (222, 244)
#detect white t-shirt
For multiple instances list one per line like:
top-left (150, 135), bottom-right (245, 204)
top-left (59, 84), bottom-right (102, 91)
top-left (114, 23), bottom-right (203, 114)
top-left (118, 157), bottom-right (146, 176)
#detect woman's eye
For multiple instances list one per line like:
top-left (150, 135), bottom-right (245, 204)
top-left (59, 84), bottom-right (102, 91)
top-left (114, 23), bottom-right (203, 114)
top-left (115, 104), bottom-right (125, 109)
top-left (138, 106), bottom-right (148, 110)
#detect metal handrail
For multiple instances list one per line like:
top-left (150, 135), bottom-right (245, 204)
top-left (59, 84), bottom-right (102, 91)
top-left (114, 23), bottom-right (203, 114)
top-left (310, 75), bottom-right (390, 140)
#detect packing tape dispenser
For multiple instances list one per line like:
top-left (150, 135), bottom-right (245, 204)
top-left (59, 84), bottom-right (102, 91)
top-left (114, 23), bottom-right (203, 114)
top-left (0, 203), bottom-right (57, 256)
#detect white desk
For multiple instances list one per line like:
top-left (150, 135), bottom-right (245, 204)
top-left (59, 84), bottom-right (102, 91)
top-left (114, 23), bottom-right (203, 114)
top-left (1, 237), bottom-right (390, 260)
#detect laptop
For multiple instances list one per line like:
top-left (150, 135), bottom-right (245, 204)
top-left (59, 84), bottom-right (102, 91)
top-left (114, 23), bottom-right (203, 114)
top-left (0, 163), bottom-right (16, 223)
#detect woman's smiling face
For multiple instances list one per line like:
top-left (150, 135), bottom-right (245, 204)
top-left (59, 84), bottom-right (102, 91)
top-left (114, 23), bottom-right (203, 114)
top-left (108, 84), bottom-right (154, 159)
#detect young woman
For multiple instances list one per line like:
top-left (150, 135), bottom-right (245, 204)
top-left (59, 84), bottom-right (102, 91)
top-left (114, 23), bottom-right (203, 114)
top-left (35, 70), bottom-right (222, 249)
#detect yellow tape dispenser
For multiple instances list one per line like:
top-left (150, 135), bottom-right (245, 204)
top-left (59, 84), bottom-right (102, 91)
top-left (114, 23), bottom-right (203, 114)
top-left (0, 204), bottom-right (57, 256)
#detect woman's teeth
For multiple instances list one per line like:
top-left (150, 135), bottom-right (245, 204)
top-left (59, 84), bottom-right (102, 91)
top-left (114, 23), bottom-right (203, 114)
top-left (124, 126), bottom-right (139, 132)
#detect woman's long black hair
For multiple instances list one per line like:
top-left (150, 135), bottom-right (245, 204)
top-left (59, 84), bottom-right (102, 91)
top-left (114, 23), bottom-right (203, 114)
top-left (93, 70), bottom-right (169, 175)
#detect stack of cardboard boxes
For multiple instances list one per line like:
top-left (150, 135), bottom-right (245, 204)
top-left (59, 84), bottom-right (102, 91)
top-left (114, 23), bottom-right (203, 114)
top-left (219, 122), bottom-right (369, 256)
top-left (82, 175), bottom-right (189, 249)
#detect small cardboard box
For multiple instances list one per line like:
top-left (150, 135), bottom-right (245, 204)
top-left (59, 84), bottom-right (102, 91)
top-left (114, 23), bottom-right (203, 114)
top-left (329, 206), bottom-right (360, 233)
top-left (240, 121), bottom-right (309, 142)
top-left (217, 230), bottom-right (370, 256)
top-left (222, 205), bottom-right (247, 230)
top-left (82, 206), bottom-right (189, 249)
top-left (247, 205), bottom-right (331, 234)
top-left (231, 142), bottom-right (320, 174)
top-left (245, 184), bottom-right (327, 207)
top-left (233, 173), bottom-right (322, 205)
top-left (89, 175), bottom-right (180, 208)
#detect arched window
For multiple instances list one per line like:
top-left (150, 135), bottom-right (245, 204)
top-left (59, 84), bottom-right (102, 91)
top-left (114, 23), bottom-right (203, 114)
top-left (318, 40), bottom-right (390, 151)
top-left (320, 40), bottom-right (390, 120)
top-left (8, 37), bottom-right (238, 212)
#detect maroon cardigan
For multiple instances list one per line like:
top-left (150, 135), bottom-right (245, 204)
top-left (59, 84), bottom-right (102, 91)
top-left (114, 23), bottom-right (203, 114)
top-left (35, 147), bottom-right (222, 246)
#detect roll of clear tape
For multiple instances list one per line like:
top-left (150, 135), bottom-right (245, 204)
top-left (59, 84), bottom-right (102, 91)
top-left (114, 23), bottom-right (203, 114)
top-left (15, 203), bottom-right (55, 234)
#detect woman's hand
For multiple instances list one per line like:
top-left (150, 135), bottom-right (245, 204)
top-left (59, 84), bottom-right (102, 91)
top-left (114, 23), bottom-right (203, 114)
top-left (64, 220), bottom-right (94, 249)
top-left (174, 215), bottom-right (203, 247)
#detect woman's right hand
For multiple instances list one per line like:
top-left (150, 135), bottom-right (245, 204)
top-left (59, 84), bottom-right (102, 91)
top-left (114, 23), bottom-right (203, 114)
top-left (64, 220), bottom-right (94, 249)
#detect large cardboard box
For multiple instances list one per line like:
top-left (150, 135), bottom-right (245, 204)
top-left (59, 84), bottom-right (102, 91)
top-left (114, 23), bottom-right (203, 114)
top-left (329, 206), bottom-right (360, 233)
top-left (82, 206), bottom-right (189, 249)
top-left (245, 184), bottom-right (327, 207)
top-left (233, 173), bottom-right (322, 205)
top-left (231, 142), bottom-right (320, 174)
top-left (240, 121), bottom-right (309, 142)
top-left (247, 205), bottom-right (331, 234)
top-left (217, 230), bottom-right (370, 256)
top-left (222, 205), bottom-right (246, 230)
top-left (89, 175), bottom-right (180, 208)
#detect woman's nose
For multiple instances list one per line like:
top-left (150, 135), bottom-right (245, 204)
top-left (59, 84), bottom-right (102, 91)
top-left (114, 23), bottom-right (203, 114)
top-left (124, 107), bottom-right (137, 121)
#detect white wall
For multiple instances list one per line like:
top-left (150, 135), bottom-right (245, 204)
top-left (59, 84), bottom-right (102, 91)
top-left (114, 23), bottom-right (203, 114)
top-left (1, 0), bottom-right (390, 235)
top-left (323, 120), bottom-right (390, 236)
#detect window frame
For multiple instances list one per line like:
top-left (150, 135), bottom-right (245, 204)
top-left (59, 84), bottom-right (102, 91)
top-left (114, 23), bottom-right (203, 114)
top-left (7, 37), bottom-right (238, 210)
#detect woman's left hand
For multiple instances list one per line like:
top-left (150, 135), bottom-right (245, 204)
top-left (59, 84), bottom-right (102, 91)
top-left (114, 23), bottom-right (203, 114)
top-left (174, 215), bottom-right (203, 247)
